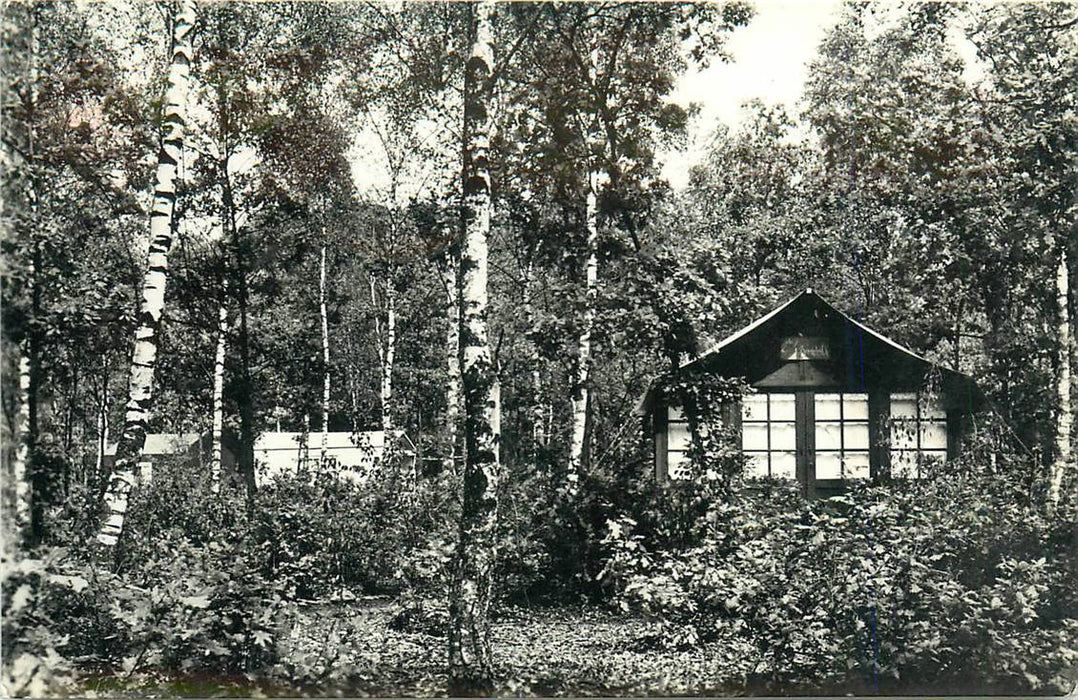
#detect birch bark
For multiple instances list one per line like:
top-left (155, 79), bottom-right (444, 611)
top-left (14, 356), bottom-right (31, 537)
top-left (1049, 244), bottom-right (1073, 507)
top-left (320, 244), bottom-right (330, 463)
top-left (448, 1), bottom-right (500, 692)
top-left (99, 0), bottom-right (195, 547)
top-left (210, 282), bottom-right (228, 494)
top-left (382, 283), bottom-right (396, 435)
top-left (567, 171), bottom-right (600, 489)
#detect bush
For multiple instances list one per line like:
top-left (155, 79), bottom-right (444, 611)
top-left (2, 540), bottom-right (285, 694)
top-left (602, 463), bottom-right (1078, 693)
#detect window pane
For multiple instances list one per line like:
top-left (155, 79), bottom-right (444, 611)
top-left (815, 422), bottom-right (842, 450)
top-left (890, 420), bottom-right (918, 450)
top-left (844, 452), bottom-right (871, 479)
top-left (920, 450), bottom-right (947, 471)
top-left (668, 451), bottom-right (692, 479)
top-left (920, 421), bottom-right (948, 450)
top-left (815, 393), bottom-right (841, 420)
top-left (892, 450), bottom-right (918, 478)
top-left (742, 395), bottom-right (768, 421)
top-left (770, 422), bottom-right (797, 450)
top-left (770, 393), bottom-right (797, 421)
top-left (771, 452), bottom-right (796, 479)
top-left (669, 424), bottom-right (692, 452)
top-left (891, 393), bottom-right (918, 419)
top-left (920, 396), bottom-right (947, 420)
top-left (843, 393), bottom-right (869, 419)
top-left (816, 452), bottom-right (842, 479)
top-left (744, 453), bottom-right (769, 478)
top-left (844, 422), bottom-right (870, 450)
top-left (668, 405), bottom-right (685, 422)
top-left (742, 424), bottom-right (768, 451)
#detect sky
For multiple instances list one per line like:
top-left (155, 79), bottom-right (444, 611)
top-left (660, 0), bottom-right (843, 188)
top-left (345, 0), bottom-right (846, 199)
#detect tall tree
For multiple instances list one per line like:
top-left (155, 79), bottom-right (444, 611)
top-left (448, 1), bottom-right (500, 692)
top-left (210, 276), bottom-right (228, 493)
top-left (99, 0), bottom-right (196, 548)
top-left (319, 240), bottom-right (330, 462)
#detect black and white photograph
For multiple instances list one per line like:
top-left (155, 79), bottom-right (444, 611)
top-left (1, 0), bottom-right (1076, 696)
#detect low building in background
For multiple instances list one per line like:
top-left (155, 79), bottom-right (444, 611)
top-left (253, 430), bottom-right (416, 486)
top-left (102, 432), bottom-right (234, 484)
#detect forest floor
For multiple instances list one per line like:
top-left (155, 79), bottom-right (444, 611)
top-left (78, 599), bottom-right (763, 697)
top-left (273, 599), bottom-right (763, 697)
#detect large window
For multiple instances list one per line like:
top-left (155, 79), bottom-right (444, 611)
top-left (741, 393), bottom-right (796, 479)
top-left (890, 393), bottom-right (947, 477)
top-left (666, 406), bottom-right (692, 479)
top-left (813, 393), bottom-right (870, 479)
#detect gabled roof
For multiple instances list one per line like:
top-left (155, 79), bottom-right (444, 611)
top-left (638, 288), bottom-right (981, 415)
top-left (683, 288), bottom-right (941, 371)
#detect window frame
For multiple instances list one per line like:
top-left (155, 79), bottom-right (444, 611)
top-left (888, 391), bottom-right (948, 479)
top-left (740, 392), bottom-right (798, 480)
top-left (812, 392), bottom-right (871, 480)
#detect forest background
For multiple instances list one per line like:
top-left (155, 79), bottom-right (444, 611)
top-left (1, 0), bottom-right (1076, 696)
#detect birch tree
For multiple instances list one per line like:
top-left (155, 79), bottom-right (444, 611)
top-left (567, 172), bottom-right (601, 486)
top-left (210, 278), bottom-right (228, 494)
top-left (448, 1), bottom-right (499, 691)
top-left (1050, 244), bottom-right (1073, 507)
top-left (320, 242), bottom-right (330, 462)
top-left (99, 0), bottom-right (196, 547)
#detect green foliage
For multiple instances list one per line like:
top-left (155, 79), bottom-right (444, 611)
top-left (602, 462), bottom-right (1078, 693)
top-left (2, 540), bottom-right (283, 693)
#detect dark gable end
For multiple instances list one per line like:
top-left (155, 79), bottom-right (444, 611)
top-left (682, 289), bottom-right (981, 408)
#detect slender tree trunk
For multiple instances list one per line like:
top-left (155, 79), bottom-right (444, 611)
top-left (220, 136), bottom-right (257, 514)
top-left (448, 2), bottom-right (499, 692)
top-left (382, 283), bottom-right (396, 435)
top-left (95, 361), bottom-right (109, 486)
top-left (441, 250), bottom-right (462, 474)
top-left (99, 0), bottom-right (195, 548)
top-left (320, 244), bottom-right (330, 463)
top-left (13, 355), bottom-right (31, 539)
top-left (371, 274), bottom-right (395, 435)
top-left (27, 242), bottom-right (44, 544)
top-left (3, 0), bottom-right (40, 549)
top-left (1049, 244), bottom-right (1073, 508)
top-left (568, 171), bottom-right (600, 489)
top-left (210, 281), bottom-right (228, 494)
top-left (522, 258), bottom-right (544, 453)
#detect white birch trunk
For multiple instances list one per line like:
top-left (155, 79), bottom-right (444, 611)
top-left (1049, 244), bottom-right (1073, 507)
top-left (448, 2), bottom-right (499, 691)
top-left (567, 171), bottom-right (601, 489)
top-left (210, 286), bottom-right (228, 494)
top-left (320, 244), bottom-right (330, 463)
top-left (99, 0), bottom-right (195, 547)
top-left (442, 252), bottom-right (462, 473)
top-left (13, 356), bottom-right (31, 536)
top-left (382, 284), bottom-right (396, 435)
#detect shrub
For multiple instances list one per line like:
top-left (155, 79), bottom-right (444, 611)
top-left (2, 540), bottom-right (285, 693)
top-left (602, 464), bottom-right (1078, 693)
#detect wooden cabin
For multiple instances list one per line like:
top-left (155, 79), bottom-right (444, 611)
top-left (641, 289), bottom-right (982, 497)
